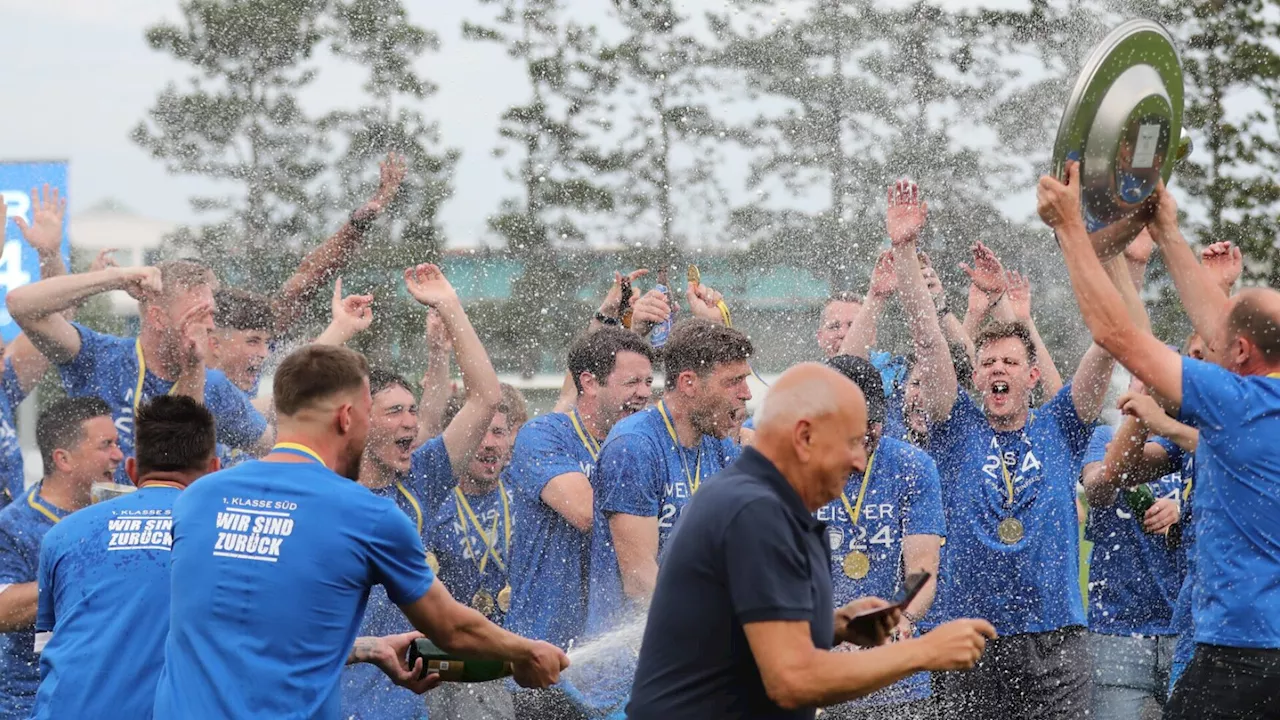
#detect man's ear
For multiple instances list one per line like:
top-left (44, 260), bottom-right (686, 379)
top-left (793, 419), bottom-right (814, 463)
top-left (125, 457), bottom-right (138, 486)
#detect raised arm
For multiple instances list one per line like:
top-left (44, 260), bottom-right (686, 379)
top-left (7, 267), bottom-right (160, 364)
top-left (921, 260), bottom-right (974, 364)
top-left (171, 301), bottom-right (214, 404)
top-left (887, 181), bottom-right (956, 422)
top-left (13, 185), bottom-right (67, 282)
top-left (1005, 271), bottom-right (1063, 400)
top-left (1037, 162), bottom-right (1183, 411)
top-left (273, 153), bottom-right (406, 335)
top-left (404, 264), bottom-right (502, 474)
top-left (1081, 416), bottom-right (1170, 507)
top-left (1146, 183), bottom-right (1230, 345)
top-left (416, 309), bottom-right (453, 444)
top-left (838, 251), bottom-right (893, 360)
top-left (958, 241), bottom-right (1008, 334)
top-left (312, 278), bottom-right (374, 348)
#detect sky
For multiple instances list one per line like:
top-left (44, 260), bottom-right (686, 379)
top-left (0, 0), bottom-right (1218, 250)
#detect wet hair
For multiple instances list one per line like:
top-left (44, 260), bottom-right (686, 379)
top-left (151, 260), bottom-right (218, 304)
top-left (1226, 291), bottom-right (1280, 363)
top-left (823, 291), bottom-right (864, 309)
top-left (134, 396), bottom-right (216, 477)
top-left (441, 383), bottom-right (529, 431)
top-left (274, 345), bottom-right (369, 417)
top-left (37, 397), bottom-right (112, 472)
top-left (662, 320), bottom-right (754, 391)
top-left (214, 288), bottom-right (275, 333)
top-left (826, 355), bottom-right (886, 426)
top-left (568, 327), bottom-right (656, 394)
top-left (369, 368), bottom-right (416, 400)
top-left (973, 321), bottom-right (1038, 365)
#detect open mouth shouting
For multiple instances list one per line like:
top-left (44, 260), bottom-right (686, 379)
top-left (473, 450), bottom-right (501, 478)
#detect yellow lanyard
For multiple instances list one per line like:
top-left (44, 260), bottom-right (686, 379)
top-left (839, 451), bottom-right (877, 527)
top-left (270, 442), bottom-right (326, 465)
top-left (992, 415), bottom-right (1034, 508)
top-left (396, 482), bottom-right (424, 537)
top-left (657, 401), bottom-right (702, 494)
top-left (453, 481), bottom-right (511, 574)
top-left (569, 409), bottom-right (601, 461)
top-left (27, 489), bottom-right (63, 525)
top-left (134, 339), bottom-right (176, 413)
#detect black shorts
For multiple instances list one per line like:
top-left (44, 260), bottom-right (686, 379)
top-left (512, 686), bottom-right (588, 720)
top-left (1164, 644), bottom-right (1280, 719)
top-left (930, 625), bottom-right (1092, 720)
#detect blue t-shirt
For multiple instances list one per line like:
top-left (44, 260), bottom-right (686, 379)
top-left (585, 406), bottom-right (739, 637)
top-left (505, 412), bottom-right (596, 649)
top-left (32, 485), bottom-right (180, 720)
top-left (57, 324), bottom-right (268, 484)
top-left (1176, 359), bottom-right (1280, 649)
top-left (925, 384), bottom-right (1093, 635)
top-left (429, 485), bottom-right (512, 625)
top-left (339, 438), bottom-right (450, 720)
top-left (1082, 425), bottom-right (1184, 636)
top-left (0, 486), bottom-right (70, 719)
top-left (627, 447), bottom-right (835, 720)
top-left (0, 361), bottom-right (28, 511)
top-left (817, 437), bottom-right (944, 709)
top-left (153, 458), bottom-right (435, 720)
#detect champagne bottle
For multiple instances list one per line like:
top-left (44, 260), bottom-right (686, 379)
top-left (408, 638), bottom-right (514, 683)
top-left (650, 267), bottom-right (674, 348)
top-left (1123, 484), bottom-right (1156, 528)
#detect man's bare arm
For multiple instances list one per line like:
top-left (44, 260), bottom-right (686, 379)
top-left (540, 473), bottom-right (594, 533)
top-left (0, 582), bottom-right (37, 633)
top-left (7, 267), bottom-right (158, 365)
top-left (609, 513), bottom-right (660, 599)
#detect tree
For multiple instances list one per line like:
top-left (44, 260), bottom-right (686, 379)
top-left (132, 0), bottom-right (333, 290)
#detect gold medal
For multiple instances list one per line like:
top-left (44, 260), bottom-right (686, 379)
top-left (497, 585), bottom-right (512, 613)
top-left (472, 589), bottom-right (496, 616)
top-left (998, 517), bottom-right (1025, 544)
top-left (842, 550), bottom-right (871, 579)
top-left (425, 551), bottom-right (439, 574)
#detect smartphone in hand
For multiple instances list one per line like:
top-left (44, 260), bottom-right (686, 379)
top-left (845, 571), bottom-right (932, 641)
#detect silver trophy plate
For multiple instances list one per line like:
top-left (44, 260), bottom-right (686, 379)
top-left (1052, 19), bottom-right (1186, 258)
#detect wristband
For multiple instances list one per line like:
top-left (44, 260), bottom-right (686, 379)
top-left (349, 210), bottom-right (375, 234)
top-left (936, 304), bottom-right (950, 320)
top-left (594, 312), bottom-right (620, 326)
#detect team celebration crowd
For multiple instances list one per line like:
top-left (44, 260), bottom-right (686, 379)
top-left (0, 153), bottom-right (1277, 720)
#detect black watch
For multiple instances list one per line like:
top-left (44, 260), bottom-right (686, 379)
top-left (349, 210), bottom-right (375, 234)
top-left (595, 312), bottom-right (620, 326)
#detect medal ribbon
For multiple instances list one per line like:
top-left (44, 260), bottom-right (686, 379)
top-left (839, 451), bottom-right (877, 528)
top-left (569, 409), bottom-right (601, 461)
top-left (134, 339), bottom-right (177, 413)
top-left (453, 481), bottom-right (511, 574)
top-left (27, 489), bottom-right (63, 525)
top-left (657, 401), bottom-right (701, 494)
top-left (396, 482), bottom-right (424, 536)
top-left (270, 443), bottom-right (326, 465)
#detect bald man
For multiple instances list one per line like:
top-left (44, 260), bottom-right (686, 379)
top-left (1040, 165), bottom-right (1280, 719)
top-left (627, 363), bottom-right (995, 720)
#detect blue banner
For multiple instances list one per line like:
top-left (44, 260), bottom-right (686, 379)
top-left (0, 161), bottom-right (71, 342)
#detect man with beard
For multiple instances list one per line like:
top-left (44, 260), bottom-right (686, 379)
top-left (7, 260), bottom-right (269, 484)
top-left (0, 398), bottom-right (121, 719)
top-left (339, 264), bottom-right (503, 720)
top-left (504, 328), bottom-right (655, 720)
top-left (153, 345), bottom-right (567, 719)
top-left (422, 384), bottom-right (528, 720)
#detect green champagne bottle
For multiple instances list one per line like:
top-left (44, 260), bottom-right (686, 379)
top-left (1123, 484), bottom-right (1156, 527)
top-left (408, 638), bottom-right (514, 683)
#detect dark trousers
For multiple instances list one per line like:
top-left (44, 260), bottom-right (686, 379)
top-left (1164, 644), bottom-right (1280, 719)
top-left (820, 699), bottom-right (934, 720)
top-left (512, 687), bottom-right (588, 720)
top-left (931, 626), bottom-right (1092, 720)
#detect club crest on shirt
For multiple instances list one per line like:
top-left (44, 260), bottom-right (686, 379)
top-left (827, 525), bottom-right (845, 552)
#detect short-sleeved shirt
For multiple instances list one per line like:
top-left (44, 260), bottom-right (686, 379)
top-left (585, 406), bottom-right (739, 636)
top-left (0, 361), bottom-right (28, 510)
top-left (339, 444), bottom-right (448, 720)
top-left (627, 447), bottom-right (834, 720)
top-left (924, 385), bottom-right (1093, 635)
top-left (32, 485), bottom-right (180, 720)
top-left (1176, 359), bottom-right (1280, 649)
top-left (153, 458), bottom-right (435, 720)
top-left (58, 324), bottom-right (267, 484)
top-left (816, 437), bottom-right (944, 709)
top-left (1081, 425), bottom-right (1184, 636)
top-left (428, 484), bottom-right (512, 626)
top-left (505, 412), bottom-right (596, 648)
top-left (0, 486), bottom-right (70, 720)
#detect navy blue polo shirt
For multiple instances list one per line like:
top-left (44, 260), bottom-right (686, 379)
top-left (627, 447), bottom-right (834, 720)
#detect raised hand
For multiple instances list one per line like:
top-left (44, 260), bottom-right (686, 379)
top-left (868, 250), bottom-right (896, 299)
top-left (599, 269), bottom-right (649, 319)
top-left (177, 301), bottom-right (214, 371)
top-left (1005, 270), bottom-right (1031, 321)
top-left (425, 308), bottom-right (452, 353)
top-left (958, 241), bottom-right (1007, 296)
top-left (1117, 390), bottom-right (1177, 437)
top-left (511, 640), bottom-right (570, 689)
top-left (630, 288), bottom-right (672, 333)
top-left (352, 152), bottom-right (409, 223)
top-left (1036, 160), bottom-right (1083, 230)
top-left (685, 280), bottom-right (727, 324)
top-left (1200, 241), bottom-right (1243, 292)
top-left (1148, 179), bottom-right (1179, 233)
top-left (886, 179), bottom-right (928, 246)
top-left (331, 277), bottom-right (374, 336)
top-left (89, 248), bottom-right (119, 273)
top-left (404, 264), bottom-right (460, 310)
top-left (118, 267), bottom-right (163, 302)
top-left (13, 185), bottom-right (66, 255)
top-left (921, 265), bottom-right (946, 310)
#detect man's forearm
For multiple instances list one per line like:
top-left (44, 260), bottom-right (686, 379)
top-left (172, 365), bottom-right (207, 404)
top-left (1085, 417), bottom-right (1149, 506)
top-left (417, 355), bottom-right (452, 443)
top-left (432, 605), bottom-right (535, 662)
top-left (893, 242), bottom-right (956, 419)
top-left (1149, 221), bottom-right (1228, 342)
top-left (439, 301), bottom-right (502, 408)
top-left (962, 286), bottom-right (992, 338)
top-left (838, 295), bottom-right (885, 358)
top-left (1026, 319), bottom-right (1064, 399)
top-left (784, 641), bottom-right (930, 708)
top-left (274, 224), bottom-right (366, 335)
top-left (0, 582), bottom-right (38, 633)
top-left (37, 249), bottom-right (66, 281)
top-left (7, 268), bottom-right (123, 321)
